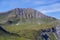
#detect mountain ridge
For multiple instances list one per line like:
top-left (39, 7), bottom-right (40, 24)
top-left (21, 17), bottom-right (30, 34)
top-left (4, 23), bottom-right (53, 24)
top-left (0, 8), bottom-right (57, 24)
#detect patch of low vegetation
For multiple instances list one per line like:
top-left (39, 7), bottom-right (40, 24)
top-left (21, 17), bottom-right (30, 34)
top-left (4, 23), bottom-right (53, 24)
top-left (0, 22), bottom-right (57, 40)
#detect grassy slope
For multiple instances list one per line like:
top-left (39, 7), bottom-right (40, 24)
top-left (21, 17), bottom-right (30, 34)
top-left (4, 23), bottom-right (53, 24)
top-left (1, 22), bottom-right (56, 40)
top-left (0, 14), bottom-right (57, 40)
top-left (0, 16), bottom-right (6, 22)
top-left (3, 23), bottom-right (54, 32)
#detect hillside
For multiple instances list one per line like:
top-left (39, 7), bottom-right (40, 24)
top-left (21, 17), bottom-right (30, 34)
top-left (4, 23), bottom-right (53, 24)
top-left (0, 8), bottom-right (59, 40)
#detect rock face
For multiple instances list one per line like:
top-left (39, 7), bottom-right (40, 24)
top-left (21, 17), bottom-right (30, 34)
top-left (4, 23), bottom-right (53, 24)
top-left (7, 8), bottom-right (56, 19)
top-left (0, 8), bottom-right (56, 24)
top-left (9, 8), bottom-right (45, 18)
top-left (7, 8), bottom-right (46, 21)
top-left (56, 26), bottom-right (60, 40)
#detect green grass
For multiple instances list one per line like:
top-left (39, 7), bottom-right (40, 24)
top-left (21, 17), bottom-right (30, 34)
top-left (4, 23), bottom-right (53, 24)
top-left (0, 16), bottom-right (6, 22)
top-left (3, 23), bottom-right (54, 32)
top-left (0, 22), bottom-right (57, 40)
top-left (0, 35), bottom-right (31, 40)
top-left (49, 33), bottom-right (57, 40)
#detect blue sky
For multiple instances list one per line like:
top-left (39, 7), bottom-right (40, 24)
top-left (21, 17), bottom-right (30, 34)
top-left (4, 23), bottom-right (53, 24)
top-left (0, 0), bottom-right (60, 19)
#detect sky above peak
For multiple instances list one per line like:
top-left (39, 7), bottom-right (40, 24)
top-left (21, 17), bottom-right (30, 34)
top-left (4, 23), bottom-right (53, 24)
top-left (0, 0), bottom-right (60, 19)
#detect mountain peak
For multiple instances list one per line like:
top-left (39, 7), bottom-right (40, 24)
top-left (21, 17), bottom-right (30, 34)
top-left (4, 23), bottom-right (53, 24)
top-left (0, 8), bottom-right (57, 24)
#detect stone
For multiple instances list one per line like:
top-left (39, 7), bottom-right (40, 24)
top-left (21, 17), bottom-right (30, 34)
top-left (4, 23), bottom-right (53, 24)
top-left (41, 33), bottom-right (49, 40)
top-left (51, 27), bottom-right (56, 32)
top-left (56, 26), bottom-right (60, 40)
top-left (8, 20), bottom-right (13, 24)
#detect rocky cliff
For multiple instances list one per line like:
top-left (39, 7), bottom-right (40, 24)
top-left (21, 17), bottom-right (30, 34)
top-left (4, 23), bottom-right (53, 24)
top-left (0, 8), bottom-right (56, 24)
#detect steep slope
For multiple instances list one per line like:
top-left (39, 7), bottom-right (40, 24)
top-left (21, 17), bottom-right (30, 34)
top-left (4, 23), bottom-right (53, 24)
top-left (0, 8), bottom-right (56, 24)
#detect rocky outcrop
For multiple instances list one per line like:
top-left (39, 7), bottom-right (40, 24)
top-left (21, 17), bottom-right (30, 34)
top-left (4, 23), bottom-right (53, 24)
top-left (56, 25), bottom-right (60, 40)
top-left (0, 8), bottom-right (57, 24)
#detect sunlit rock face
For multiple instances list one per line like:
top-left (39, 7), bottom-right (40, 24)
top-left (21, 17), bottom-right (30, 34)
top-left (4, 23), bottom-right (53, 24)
top-left (0, 8), bottom-right (57, 24)
top-left (56, 26), bottom-right (60, 40)
top-left (8, 8), bottom-right (45, 19)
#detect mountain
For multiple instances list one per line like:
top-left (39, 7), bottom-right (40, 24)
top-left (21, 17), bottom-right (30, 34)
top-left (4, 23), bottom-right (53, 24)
top-left (0, 8), bottom-right (56, 24)
top-left (0, 8), bottom-right (59, 40)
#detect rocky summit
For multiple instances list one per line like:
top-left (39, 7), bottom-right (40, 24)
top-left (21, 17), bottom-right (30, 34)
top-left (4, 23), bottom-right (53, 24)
top-left (0, 8), bottom-right (56, 24)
